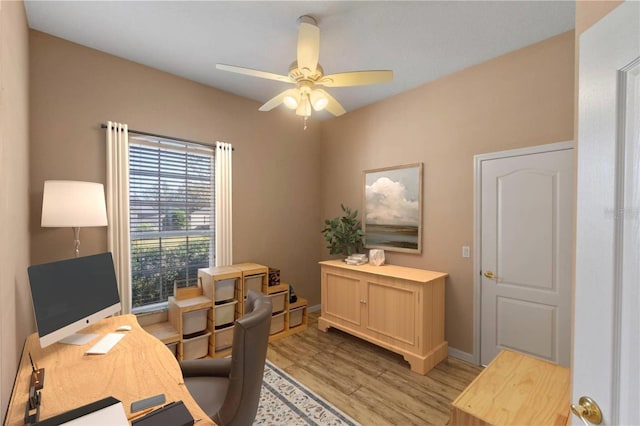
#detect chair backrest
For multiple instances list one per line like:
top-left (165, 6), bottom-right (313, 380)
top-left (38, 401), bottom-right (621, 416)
top-left (216, 290), bottom-right (272, 426)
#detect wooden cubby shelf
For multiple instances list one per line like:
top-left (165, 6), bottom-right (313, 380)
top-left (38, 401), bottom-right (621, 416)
top-left (143, 262), bottom-right (309, 359)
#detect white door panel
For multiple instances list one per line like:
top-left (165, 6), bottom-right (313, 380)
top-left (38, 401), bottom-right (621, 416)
top-left (480, 148), bottom-right (573, 367)
top-left (497, 297), bottom-right (555, 359)
top-left (498, 170), bottom-right (555, 289)
top-left (574, 2), bottom-right (639, 424)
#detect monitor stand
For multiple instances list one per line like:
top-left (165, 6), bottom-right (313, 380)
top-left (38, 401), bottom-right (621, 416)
top-left (58, 333), bottom-right (99, 345)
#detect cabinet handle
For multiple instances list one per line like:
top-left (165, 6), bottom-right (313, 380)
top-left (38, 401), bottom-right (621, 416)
top-left (359, 299), bottom-right (367, 304)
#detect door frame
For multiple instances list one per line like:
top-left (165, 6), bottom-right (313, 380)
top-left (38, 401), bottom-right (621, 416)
top-left (472, 140), bottom-right (574, 365)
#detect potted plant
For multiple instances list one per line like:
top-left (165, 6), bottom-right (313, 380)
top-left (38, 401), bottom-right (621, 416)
top-left (321, 204), bottom-right (365, 257)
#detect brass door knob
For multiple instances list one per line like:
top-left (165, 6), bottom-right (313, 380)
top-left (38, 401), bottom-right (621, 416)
top-left (571, 396), bottom-right (603, 425)
top-left (483, 270), bottom-right (497, 279)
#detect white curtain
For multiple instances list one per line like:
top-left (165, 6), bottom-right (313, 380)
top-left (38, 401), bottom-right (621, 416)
top-left (215, 141), bottom-right (233, 266)
top-left (105, 121), bottom-right (132, 314)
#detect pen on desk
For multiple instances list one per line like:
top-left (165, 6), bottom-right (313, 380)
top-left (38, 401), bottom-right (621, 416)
top-left (127, 407), bottom-right (154, 421)
top-left (127, 401), bottom-right (176, 421)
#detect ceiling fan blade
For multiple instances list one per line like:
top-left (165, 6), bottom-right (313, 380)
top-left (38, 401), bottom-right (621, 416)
top-left (297, 16), bottom-right (320, 76)
top-left (216, 64), bottom-right (294, 84)
top-left (259, 88), bottom-right (299, 112)
top-left (259, 90), bottom-right (288, 112)
top-left (315, 89), bottom-right (346, 116)
top-left (317, 70), bottom-right (393, 87)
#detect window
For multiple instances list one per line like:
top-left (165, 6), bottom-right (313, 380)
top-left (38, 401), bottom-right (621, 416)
top-left (128, 137), bottom-right (215, 311)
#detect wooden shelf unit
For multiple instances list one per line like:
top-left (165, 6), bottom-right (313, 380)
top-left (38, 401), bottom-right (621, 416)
top-left (141, 320), bottom-right (180, 356)
top-left (198, 266), bottom-right (242, 358)
top-left (168, 294), bottom-right (213, 360)
top-left (142, 263), bottom-right (310, 357)
top-left (287, 297), bottom-right (308, 332)
top-left (233, 262), bottom-right (269, 314)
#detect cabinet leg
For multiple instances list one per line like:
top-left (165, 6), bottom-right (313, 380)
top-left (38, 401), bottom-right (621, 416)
top-left (403, 342), bottom-right (449, 375)
top-left (317, 316), bottom-right (330, 332)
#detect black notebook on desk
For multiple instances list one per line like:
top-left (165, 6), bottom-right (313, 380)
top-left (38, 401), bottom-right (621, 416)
top-left (131, 401), bottom-right (194, 426)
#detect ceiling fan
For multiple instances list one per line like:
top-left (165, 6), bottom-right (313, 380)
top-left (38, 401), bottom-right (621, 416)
top-left (216, 15), bottom-right (393, 124)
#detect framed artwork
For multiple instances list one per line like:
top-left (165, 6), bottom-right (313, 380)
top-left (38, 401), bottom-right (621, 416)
top-left (363, 163), bottom-right (423, 254)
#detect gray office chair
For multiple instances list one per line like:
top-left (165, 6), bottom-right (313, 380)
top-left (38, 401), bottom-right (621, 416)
top-left (180, 290), bottom-right (272, 426)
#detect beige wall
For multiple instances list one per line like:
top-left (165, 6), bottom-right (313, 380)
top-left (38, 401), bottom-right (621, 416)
top-left (29, 31), bottom-right (322, 312)
top-left (0, 0), bottom-right (31, 418)
top-left (319, 31), bottom-right (575, 354)
top-left (576, 0), bottom-right (624, 35)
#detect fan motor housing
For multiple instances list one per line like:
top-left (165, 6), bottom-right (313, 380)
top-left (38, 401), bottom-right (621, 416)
top-left (289, 61), bottom-right (324, 82)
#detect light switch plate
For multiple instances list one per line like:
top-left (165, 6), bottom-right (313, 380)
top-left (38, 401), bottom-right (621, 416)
top-left (462, 246), bottom-right (470, 258)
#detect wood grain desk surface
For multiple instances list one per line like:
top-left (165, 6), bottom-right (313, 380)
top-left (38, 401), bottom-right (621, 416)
top-left (450, 349), bottom-right (570, 425)
top-left (5, 314), bottom-right (214, 425)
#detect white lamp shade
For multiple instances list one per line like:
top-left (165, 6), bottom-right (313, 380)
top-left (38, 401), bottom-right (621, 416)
top-left (41, 180), bottom-right (108, 227)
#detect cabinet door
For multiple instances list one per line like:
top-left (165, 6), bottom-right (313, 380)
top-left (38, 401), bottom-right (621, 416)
top-left (365, 280), bottom-right (419, 350)
top-left (322, 269), bottom-right (363, 328)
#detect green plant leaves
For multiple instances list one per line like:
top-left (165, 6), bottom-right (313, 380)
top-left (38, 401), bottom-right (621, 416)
top-left (321, 205), bottom-right (365, 256)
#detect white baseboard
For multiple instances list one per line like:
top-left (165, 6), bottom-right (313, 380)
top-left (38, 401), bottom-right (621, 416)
top-left (448, 347), bottom-right (476, 364)
top-left (307, 304), bottom-right (320, 313)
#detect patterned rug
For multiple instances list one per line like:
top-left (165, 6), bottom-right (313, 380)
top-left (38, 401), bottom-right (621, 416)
top-left (255, 360), bottom-right (360, 426)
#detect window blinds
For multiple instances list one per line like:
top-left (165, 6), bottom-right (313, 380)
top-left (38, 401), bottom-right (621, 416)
top-left (128, 137), bottom-right (215, 309)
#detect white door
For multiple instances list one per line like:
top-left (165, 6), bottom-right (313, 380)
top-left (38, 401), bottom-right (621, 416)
top-left (573, 2), bottom-right (639, 425)
top-left (478, 144), bottom-right (573, 366)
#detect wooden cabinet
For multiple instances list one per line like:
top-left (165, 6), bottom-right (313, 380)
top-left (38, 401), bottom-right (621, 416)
top-left (318, 260), bottom-right (448, 375)
top-left (450, 349), bottom-right (570, 425)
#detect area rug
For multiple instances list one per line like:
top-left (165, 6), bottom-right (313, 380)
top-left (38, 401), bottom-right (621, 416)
top-left (255, 360), bottom-right (360, 426)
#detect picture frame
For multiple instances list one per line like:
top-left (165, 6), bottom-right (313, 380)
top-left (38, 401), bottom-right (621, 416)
top-left (363, 163), bottom-right (423, 254)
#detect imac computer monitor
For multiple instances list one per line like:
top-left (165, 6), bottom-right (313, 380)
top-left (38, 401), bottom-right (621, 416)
top-left (28, 252), bottom-right (121, 347)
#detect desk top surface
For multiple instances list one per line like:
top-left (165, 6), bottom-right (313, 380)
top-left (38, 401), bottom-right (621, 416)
top-left (5, 314), bottom-right (214, 425)
top-left (451, 349), bottom-right (570, 425)
top-left (319, 259), bottom-right (448, 283)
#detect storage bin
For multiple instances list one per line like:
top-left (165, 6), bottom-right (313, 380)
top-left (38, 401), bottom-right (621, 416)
top-left (182, 331), bottom-right (211, 360)
top-left (289, 306), bottom-right (305, 328)
top-left (268, 292), bottom-right (286, 314)
top-left (214, 300), bottom-right (238, 327)
top-left (166, 342), bottom-right (177, 357)
top-left (244, 274), bottom-right (264, 296)
top-left (182, 308), bottom-right (208, 335)
top-left (214, 278), bottom-right (236, 303)
top-left (214, 325), bottom-right (234, 351)
top-left (270, 312), bottom-right (285, 335)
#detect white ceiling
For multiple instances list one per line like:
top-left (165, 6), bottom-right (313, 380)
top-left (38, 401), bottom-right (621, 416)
top-left (24, 1), bottom-right (576, 120)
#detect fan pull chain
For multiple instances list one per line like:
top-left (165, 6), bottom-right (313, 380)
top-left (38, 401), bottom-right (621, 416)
top-left (303, 116), bottom-right (308, 130)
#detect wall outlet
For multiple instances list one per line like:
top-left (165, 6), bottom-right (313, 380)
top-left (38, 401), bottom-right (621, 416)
top-left (462, 246), bottom-right (470, 258)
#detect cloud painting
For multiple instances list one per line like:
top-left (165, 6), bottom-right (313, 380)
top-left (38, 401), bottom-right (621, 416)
top-left (363, 164), bottom-right (422, 253)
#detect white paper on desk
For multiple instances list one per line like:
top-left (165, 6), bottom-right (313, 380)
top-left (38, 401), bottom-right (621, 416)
top-left (61, 401), bottom-right (128, 426)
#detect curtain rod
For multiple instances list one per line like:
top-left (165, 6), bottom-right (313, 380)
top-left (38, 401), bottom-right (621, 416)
top-left (100, 124), bottom-right (234, 150)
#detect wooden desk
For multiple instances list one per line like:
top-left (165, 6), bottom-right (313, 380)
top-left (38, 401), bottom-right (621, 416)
top-left (450, 349), bottom-right (570, 425)
top-left (5, 314), bottom-right (214, 425)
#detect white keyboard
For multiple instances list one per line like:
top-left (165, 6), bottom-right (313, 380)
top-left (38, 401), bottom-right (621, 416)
top-left (85, 333), bottom-right (125, 355)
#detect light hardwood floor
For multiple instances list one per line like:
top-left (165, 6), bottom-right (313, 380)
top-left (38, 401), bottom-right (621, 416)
top-left (267, 312), bottom-right (483, 425)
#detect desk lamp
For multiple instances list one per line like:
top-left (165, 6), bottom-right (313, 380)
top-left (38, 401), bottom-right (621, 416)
top-left (41, 180), bottom-right (108, 257)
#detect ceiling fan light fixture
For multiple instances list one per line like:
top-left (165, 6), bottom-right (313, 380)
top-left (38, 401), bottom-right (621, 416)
top-left (310, 90), bottom-right (328, 111)
top-left (295, 94), bottom-right (312, 117)
top-left (283, 94), bottom-right (299, 109)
